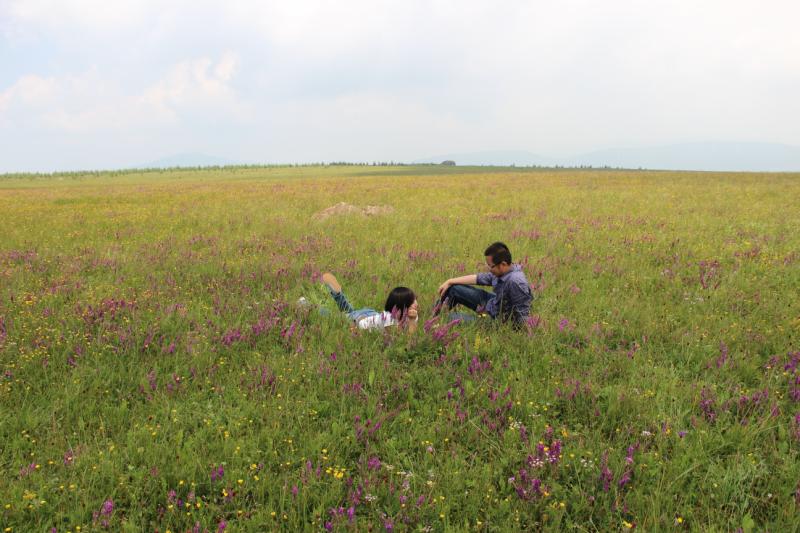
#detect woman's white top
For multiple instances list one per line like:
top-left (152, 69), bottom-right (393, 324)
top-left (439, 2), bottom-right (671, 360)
top-left (357, 312), bottom-right (418, 330)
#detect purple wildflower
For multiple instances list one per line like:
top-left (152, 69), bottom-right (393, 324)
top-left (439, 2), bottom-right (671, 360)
top-left (468, 356), bottom-right (491, 376)
top-left (18, 462), bottom-right (37, 478)
top-left (221, 328), bottom-right (243, 346)
top-left (511, 468), bottom-right (544, 501)
top-left (430, 318), bottom-right (462, 346)
top-left (525, 314), bottom-right (543, 335)
top-left (599, 452), bottom-right (613, 492)
top-left (698, 259), bottom-right (721, 289)
top-left (101, 499), bottom-right (114, 516)
top-left (784, 351), bottom-right (800, 373)
top-left (519, 423), bottom-right (529, 444)
top-left (699, 387), bottom-right (717, 422)
top-left (368, 456), bottom-right (381, 470)
top-left (548, 440), bottom-right (562, 464)
top-left (715, 341), bottom-right (729, 368)
top-left (793, 413), bottom-right (800, 442)
top-left (147, 369), bottom-right (157, 391)
top-left (625, 444), bottom-right (637, 465)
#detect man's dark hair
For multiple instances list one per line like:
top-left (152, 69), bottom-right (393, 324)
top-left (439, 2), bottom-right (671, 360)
top-left (484, 241), bottom-right (512, 265)
top-left (385, 287), bottom-right (416, 314)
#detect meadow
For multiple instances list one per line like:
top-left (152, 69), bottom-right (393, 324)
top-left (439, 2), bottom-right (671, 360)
top-left (1, 165), bottom-right (799, 532)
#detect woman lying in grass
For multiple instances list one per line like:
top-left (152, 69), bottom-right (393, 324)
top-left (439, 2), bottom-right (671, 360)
top-left (322, 272), bottom-right (418, 332)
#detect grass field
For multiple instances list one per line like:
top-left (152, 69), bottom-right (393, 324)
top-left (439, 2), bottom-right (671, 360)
top-left (1, 165), bottom-right (799, 532)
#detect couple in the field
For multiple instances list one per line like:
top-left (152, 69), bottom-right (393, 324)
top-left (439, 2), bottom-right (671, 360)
top-left (321, 242), bottom-right (532, 332)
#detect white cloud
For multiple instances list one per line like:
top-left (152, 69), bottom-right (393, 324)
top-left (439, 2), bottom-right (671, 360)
top-left (141, 52), bottom-right (247, 121)
top-left (2, 0), bottom-right (155, 37)
top-left (0, 74), bottom-right (57, 113)
top-left (0, 53), bottom-right (248, 132)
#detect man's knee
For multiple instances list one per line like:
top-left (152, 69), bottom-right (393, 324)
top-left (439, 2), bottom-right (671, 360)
top-left (446, 284), bottom-right (469, 297)
top-left (444, 284), bottom-right (469, 304)
top-left (446, 285), bottom-right (487, 311)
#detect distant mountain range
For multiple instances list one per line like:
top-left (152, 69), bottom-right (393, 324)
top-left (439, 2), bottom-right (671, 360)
top-left (414, 142), bottom-right (800, 172)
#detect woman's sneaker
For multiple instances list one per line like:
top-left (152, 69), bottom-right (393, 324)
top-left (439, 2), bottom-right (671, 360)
top-left (321, 272), bottom-right (342, 294)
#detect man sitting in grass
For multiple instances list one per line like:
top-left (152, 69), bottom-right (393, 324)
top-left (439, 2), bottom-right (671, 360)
top-left (435, 242), bottom-right (532, 326)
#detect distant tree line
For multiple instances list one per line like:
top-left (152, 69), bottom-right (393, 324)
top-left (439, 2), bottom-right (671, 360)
top-left (0, 162), bottom-right (640, 179)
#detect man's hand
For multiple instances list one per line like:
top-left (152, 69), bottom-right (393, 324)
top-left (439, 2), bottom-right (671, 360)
top-left (437, 280), bottom-right (452, 297)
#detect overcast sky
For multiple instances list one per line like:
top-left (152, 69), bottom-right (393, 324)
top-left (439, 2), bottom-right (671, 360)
top-left (2, 0), bottom-right (799, 172)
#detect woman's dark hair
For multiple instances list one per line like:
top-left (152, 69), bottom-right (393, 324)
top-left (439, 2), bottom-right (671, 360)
top-left (484, 241), bottom-right (512, 265)
top-left (385, 286), bottom-right (416, 315)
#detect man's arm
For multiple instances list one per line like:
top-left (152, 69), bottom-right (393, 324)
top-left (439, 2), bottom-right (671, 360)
top-left (437, 274), bottom-right (478, 297)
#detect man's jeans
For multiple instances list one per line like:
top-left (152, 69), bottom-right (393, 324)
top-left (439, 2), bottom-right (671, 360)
top-left (438, 285), bottom-right (495, 322)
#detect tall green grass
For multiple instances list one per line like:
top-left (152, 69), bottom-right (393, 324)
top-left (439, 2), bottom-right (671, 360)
top-left (1, 166), bottom-right (799, 531)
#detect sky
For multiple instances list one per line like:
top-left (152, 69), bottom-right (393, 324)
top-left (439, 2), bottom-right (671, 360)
top-left (1, 0), bottom-right (799, 172)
